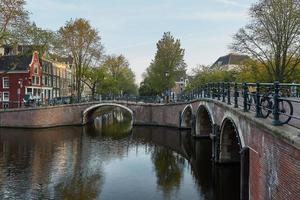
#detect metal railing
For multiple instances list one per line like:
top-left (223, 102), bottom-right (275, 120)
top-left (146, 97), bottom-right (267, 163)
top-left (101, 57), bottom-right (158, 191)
top-left (181, 82), bottom-right (300, 128)
top-left (1, 82), bottom-right (299, 128)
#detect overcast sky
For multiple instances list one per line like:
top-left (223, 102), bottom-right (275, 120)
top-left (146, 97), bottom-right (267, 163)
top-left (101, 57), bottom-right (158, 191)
top-left (25, 0), bottom-right (256, 83)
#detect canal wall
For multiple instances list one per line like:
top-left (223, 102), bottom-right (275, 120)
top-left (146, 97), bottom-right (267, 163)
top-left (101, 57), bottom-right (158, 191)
top-left (0, 99), bottom-right (299, 200)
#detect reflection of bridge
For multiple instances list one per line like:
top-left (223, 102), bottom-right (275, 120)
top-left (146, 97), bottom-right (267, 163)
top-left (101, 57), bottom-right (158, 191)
top-left (0, 99), bottom-right (299, 200)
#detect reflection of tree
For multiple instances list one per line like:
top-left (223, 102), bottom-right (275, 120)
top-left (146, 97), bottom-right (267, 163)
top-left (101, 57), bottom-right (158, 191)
top-left (151, 146), bottom-right (185, 196)
top-left (89, 107), bottom-right (133, 140)
top-left (55, 172), bottom-right (103, 200)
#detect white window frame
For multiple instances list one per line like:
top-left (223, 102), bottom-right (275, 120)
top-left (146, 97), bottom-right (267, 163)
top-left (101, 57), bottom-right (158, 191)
top-left (3, 77), bottom-right (9, 89)
top-left (34, 64), bottom-right (39, 74)
top-left (3, 91), bottom-right (9, 102)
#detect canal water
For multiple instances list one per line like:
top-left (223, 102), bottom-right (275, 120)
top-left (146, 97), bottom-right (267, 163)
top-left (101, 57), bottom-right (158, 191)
top-left (0, 107), bottom-right (240, 200)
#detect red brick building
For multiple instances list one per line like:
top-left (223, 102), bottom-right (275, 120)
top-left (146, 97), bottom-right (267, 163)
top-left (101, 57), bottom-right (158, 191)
top-left (0, 51), bottom-right (43, 108)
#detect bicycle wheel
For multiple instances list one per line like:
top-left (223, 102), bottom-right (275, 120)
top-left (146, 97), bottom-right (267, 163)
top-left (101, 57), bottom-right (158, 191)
top-left (260, 97), bottom-right (272, 118)
top-left (278, 99), bottom-right (293, 125)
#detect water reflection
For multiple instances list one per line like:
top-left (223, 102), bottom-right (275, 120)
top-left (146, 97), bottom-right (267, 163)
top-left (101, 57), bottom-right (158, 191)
top-left (0, 125), bottom-right (240, 200)
top-left (87, 106), bottom-right (133, 139)
top-left (151, 147), bottom-right (185, 197)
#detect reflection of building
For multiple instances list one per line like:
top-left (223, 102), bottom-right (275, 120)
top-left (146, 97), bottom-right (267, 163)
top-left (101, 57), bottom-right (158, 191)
top-left (211, 53), bottom-right (249, 70)
top-left (0, 51), bottom-right (43, 108)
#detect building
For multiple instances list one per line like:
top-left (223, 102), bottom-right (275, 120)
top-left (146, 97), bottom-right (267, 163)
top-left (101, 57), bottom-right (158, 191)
top-left (41, 57), bottom-right (75, 99)
top-left (211, 53), bottom-right (250, 70)
top-left (0, 51), bottom-right (43, 108)
top-left (171, 77), bottom-right (189, 95)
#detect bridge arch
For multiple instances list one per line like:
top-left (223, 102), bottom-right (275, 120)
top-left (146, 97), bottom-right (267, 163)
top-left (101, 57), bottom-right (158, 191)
top-left (219, 117), bottom-right (242, 163)
top-left (82, 103), bottom-right (134, 125)
top-left (195, 104), bottom-right (213, 137)
top-left (180, 105), bottom-right (193, 128)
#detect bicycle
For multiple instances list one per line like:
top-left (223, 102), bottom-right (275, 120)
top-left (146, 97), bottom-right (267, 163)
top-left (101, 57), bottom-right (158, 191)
top-left (260, 87), bottom-right (293, 125)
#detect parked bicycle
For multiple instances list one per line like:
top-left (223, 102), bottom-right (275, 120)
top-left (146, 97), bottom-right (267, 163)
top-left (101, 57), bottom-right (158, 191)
top-left (260, 87), bottom-right (293, 125)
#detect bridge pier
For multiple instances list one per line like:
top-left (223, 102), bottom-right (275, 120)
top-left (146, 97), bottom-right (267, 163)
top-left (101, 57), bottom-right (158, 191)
top-left (211, 124), bottom-right (221, 163)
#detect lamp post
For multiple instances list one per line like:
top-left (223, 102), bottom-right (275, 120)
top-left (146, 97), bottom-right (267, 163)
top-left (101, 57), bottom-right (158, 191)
top-left (165, 71), bottom-right (169, 103)
top-left (18, 79), bottom-right (23, 108)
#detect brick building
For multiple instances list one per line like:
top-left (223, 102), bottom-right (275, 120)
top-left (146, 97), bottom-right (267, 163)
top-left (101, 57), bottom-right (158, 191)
top-left (0, 51), bottom-right (43, 108)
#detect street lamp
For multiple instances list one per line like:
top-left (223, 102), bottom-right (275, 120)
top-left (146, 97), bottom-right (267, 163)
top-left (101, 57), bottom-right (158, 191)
top-left (18, 79), bottom-right (23, 108)
top-left (165, 71), bottom-right (169, 103)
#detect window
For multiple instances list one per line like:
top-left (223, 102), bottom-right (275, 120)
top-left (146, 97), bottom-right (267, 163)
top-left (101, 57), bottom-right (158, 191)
top-left (3, 77), bottom-right (9, 88)
top-left (34, 64), bottom-right (39, 74)
top-left (3, 102), bottom-right (9, 109)
top-left (3, 92), bottom-right (9, 102)
top-left (32, 76), bottom-right (40, 85)
top-left (27, 88), bottom-right (32, 94)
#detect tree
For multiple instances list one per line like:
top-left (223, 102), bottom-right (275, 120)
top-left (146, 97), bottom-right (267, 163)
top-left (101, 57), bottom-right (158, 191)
top-left (142, 32), bottom-right (186, 95)
top-left (0, 0), bottom-right (29, 43)
top-left (82, 66), bottom-right (107, 100)
top-left (231, 0), bottom-right (300, 82)
top-left (101, 55), bottom-right (137, 96)
top-left (58, 18), bottom-right (103, 100)
top-left (185, 65), bottom-right (236, 92)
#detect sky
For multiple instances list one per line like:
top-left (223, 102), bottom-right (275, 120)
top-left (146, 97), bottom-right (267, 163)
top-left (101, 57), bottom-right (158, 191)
top-left (25, 0), bottom-right (256, 84)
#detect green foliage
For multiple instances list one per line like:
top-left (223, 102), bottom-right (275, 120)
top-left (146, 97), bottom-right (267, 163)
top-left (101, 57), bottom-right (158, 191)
top-left (0, 0), bottom-right (29, 43)
top-left (186, 65), bottom-right (235, 91)
top-left (58, 18), bottom-right (103, 100)
top-left (141, 32), bottom-right (186, 95)
top-left (186, 59), bottom-right (286, 92)
top-left (99, 55), bottom-right (137, 95)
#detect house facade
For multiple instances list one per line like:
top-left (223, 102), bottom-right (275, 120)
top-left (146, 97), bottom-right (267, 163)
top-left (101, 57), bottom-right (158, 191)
top-left (0, 51), bottom-right (43, 108)
top-left (0, 50), bottom-right (76, 108)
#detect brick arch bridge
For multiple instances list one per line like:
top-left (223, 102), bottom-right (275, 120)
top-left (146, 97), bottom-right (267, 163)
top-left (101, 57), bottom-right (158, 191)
top-left (0, 99), bottom-right (299, 200)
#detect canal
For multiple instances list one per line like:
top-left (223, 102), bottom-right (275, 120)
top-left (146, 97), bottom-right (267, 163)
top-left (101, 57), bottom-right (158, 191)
top-left (0, 106), bottom-right (240, 200)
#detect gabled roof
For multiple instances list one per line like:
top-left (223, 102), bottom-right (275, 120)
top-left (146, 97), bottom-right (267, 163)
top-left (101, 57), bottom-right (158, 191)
top-left (212, 53), bottom-right (249, 68)
top-left (0, 55), bottom-right (32, 71)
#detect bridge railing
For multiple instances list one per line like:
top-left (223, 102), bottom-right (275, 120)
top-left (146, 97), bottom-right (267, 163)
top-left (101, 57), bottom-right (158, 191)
top-left (183, 82), bottom-right (300, 128)
top-left (1, 82), bottom-right (299, 128)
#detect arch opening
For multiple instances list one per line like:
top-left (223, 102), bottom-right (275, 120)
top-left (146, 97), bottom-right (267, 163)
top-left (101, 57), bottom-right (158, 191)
top-left (219, 119), bottom-right (241, 163)
top-left (82, 103), bottom-right (133, 125)
top-left (180, 106), bottom-right (193, 128)
top-left (218, 118), bottom-right (250, 199)
top-left (195, 105), bottom-right (213, 137)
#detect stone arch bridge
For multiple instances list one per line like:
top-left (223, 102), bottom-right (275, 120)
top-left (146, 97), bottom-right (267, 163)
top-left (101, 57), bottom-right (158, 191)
top-left (0, 99), bottom-right (299, 200)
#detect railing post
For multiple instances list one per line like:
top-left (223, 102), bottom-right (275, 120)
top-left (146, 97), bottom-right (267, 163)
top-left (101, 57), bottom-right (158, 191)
top-left (200, 86), bottom-right (203, 98)
top-left (217, 82), bottom-right (221, 100)
top-left (211, 83), bottom-right (215, 99)
top-left (222, 82), bottom-right (225, 102)
top-left (243, 83), bottom-right (248, 112)
top-left (234, 82), bottom-right (238, 108)
top-left (227, 82), bottom-right (231, 105)
top-left (207, 83), bottom-right (210, 98)
top-left (255, 82), bottom-right (261, 118)
top-left (272, 81), bottom-right (281, 126)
